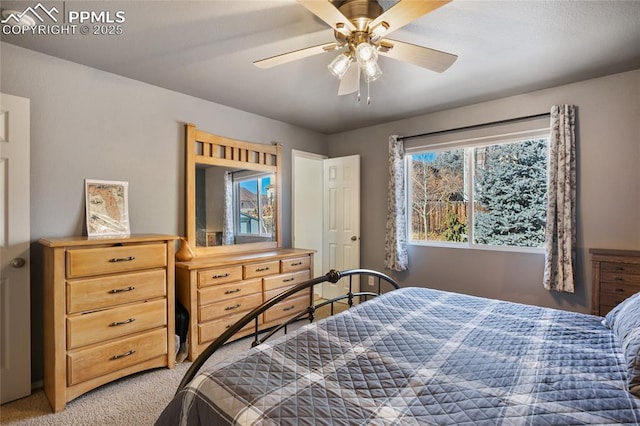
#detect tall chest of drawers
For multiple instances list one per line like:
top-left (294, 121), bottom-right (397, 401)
top-left (176, 248), bottom-right (314, 361)
top-left (39, 234), bottom-right (177, 412)
top-left (590, 248), bottom-right (640, 316)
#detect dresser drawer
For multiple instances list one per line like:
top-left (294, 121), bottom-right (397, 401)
top-left (66, 243), bottom-right (167, 278)
top-left (199, 292), bottom-right (263, 322)
top-left (264, 270), bottom-right (311, 292)
top-left (244, 260), bottom-right (280, 279)
top-left (600, 282), bottom-right (640, 312)
top-left (198, 312), bottom-right (264, 345)
top-left (66, 269), bottom-right (166, 314)
top-left (67, 299), bottom-right (167, 350)
top-left (198, 266), bottom-right (243, 288)
top-left (600, 270), bottom-right (640, 286)
top-left (281, 256), bottom-right (311, 273)
top-left (265, 285), bottom-right (311, 302)
top-left (198, 278), bottom-right (262, 306)
top-left (264, 294), bottom-right (309, 324)
top-left (600, 262), bottom-right (640, 276)
top-left (67, 328), bottom-right (167, 386)
top-left (599, 294), bottom-right (631, 314)
top-left (601, 280), bottom-right (640, 297)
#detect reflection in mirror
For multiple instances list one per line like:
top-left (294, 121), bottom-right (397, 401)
top-left (195, 165), bottom-right (276, 247)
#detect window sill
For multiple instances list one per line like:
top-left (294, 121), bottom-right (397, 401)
top-left (408, 241), bottom-right (545, 255)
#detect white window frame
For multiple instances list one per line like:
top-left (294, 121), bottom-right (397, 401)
top-left (234, 172), bottom-right (274, 238)
top-left (406, 128), bottom-right (550, 254)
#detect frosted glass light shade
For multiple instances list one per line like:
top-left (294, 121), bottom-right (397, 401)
top-left (328, 54), bottom-right (352, 79)
top-left (362, 61), bottom-right (382, 82)
top-left (355, 42), bottom-right (377, 65)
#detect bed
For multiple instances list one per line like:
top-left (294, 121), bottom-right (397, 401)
top-left (156, 269), bottom-right (640, 425)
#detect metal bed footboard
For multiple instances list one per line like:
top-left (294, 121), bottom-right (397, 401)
top-left (176, 268), bottom-right (399, 393)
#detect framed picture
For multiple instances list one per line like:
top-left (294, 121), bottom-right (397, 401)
top-left (85, 179), bottom-right (130, 237)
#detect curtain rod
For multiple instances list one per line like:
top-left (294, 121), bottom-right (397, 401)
top-left (398, 112), bottom-right (551, 142)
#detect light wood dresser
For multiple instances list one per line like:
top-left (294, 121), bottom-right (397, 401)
top-left (39, 234), bottom-right (178, 412)
top-left (176, 248), bottom-right (314, 361)
top-left (590, 248), bottom-right (640, 316)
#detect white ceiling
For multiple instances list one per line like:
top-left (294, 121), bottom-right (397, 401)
top-left (2, 0), bottom-right (640, 134)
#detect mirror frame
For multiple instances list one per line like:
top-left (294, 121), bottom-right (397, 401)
top-left (185, 123), bottom-right (282, 257)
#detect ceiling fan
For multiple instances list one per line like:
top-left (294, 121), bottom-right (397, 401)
top-left (254, 0), bottom-right (458, 102)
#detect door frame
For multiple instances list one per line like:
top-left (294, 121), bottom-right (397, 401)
top-left (292, 151), bottom-right (361, 300)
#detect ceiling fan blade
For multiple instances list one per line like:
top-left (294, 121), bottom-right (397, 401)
top-left (378, 39), bottom-right (457, 73)
top-left (254, 42), bottom-right (338, 69)
top-left (369, 0), bottom-right (451, 38)
top-left (297, 0), bottom-right (355, 33)
top-left (338, 64), bottom-right (359, 96)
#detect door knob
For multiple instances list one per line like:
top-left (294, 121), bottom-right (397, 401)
top-left (10, 258), bottom-right (26, 268)
top-left (351, 236), bottom-right (358, 241)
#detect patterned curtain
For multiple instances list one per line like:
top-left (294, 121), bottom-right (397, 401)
top-left (543, 105), bottom-right (577, 292)
top-left (384, 135), bottom-right (409, 271)
top-left (222, 171), bottom-right (235, 245)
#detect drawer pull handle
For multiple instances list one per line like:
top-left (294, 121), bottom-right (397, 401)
top-left (109, 256), bottom-right (136, 263)
top-left (283, 305), bottom-right (296, 312)
top-left (255, 267), bottom-right (270, 272)
top-left (109, 286), bottom-right (135, 294)
top-left (225, 288), bottom-right (241, 294)
top-left (110, 349), bottom-right (135, 360)
top-left (110, 318), bottom-right (136, 327)
top-left (291, 262), bottom-right (303, 266)
top-left (213, 273), bottom-right (230, 279)
top-left (615, 277), bottom-right (625, 281)
top-left (616, 266), bottom-right (626, 272)
top-left (615, 288), bottom-right (625, 293)
top-left (225, 303), bottom-right (241, 311)
top-left (283, 278), bottom-right (295, 283)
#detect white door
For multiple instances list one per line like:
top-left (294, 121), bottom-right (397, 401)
top-left (292, 150), bottom-right (326, 285)
top-left (322, 155), bottom-right (360, 300)
top-left (0, 93), bottom-right (31, 404)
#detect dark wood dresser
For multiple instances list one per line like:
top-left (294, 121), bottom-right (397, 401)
top-left (590, 248), bottom-right (640, 316)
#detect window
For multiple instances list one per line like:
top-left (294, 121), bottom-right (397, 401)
top-left (235, 173), bottom-right (275, 237)
top-left (407, 135), bottom-right (548, 250)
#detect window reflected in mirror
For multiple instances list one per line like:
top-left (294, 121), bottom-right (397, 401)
top-left (195, 165), bottom-right (276, 247)
top-left (237, 173), bottom-right (275, 239)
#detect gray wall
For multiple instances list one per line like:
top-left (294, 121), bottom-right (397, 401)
top-left (327, 69), bottom-right (640, 313)
top-left (1, 42), bottom-right (328, 383)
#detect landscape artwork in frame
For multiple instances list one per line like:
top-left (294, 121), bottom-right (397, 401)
top-left (85, 179), bottom-right (131, 237)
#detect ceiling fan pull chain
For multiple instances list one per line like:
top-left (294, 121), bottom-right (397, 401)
top-left (357, 64), bottom-right (361, 102)
top-left (367, 79), bottom-right (371, 105)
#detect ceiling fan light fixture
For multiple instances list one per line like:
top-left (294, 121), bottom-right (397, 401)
top-left (362, 60), bottom-right (382, 82)
top-left (370, 21), bottom-right (389, 41)
top-left (355, 42), bottom-right (377, 65)
top-left (328, 53), bottom-right (352, 79)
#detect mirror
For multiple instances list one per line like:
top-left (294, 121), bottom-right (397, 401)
top-left (185, 124), bottom-right (282, 257)
top-left (195, 165), bottom-right (276, 247)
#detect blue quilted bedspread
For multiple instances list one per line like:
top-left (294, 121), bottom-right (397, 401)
top-left (157, 287), bottom-right (640, 425)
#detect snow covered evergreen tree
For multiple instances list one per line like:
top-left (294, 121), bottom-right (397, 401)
top-left (474, 139), bottom-right (547, 246)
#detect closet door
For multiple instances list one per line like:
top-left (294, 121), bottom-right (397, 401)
top-left (0, 93), bottom-right (31, 404)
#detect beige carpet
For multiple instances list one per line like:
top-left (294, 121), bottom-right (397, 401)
top-left (0, 339), bottom-right (252, 425)
top-left (1, 303), bottom-right (346, 425)
top-left (0, 322), bottom-right (312, 425)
